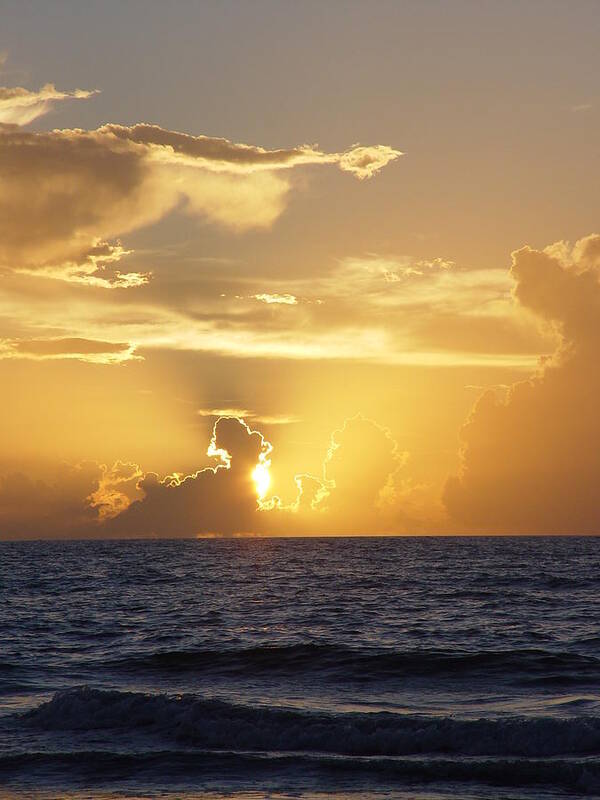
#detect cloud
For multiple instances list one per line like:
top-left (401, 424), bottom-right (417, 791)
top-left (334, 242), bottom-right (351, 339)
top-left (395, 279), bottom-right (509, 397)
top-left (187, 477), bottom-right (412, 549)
top-left (336, 144), bottom-right (403, 179)
top-left (88, 461), bottom-right (143, 519)
top-left (319, 415), bottom-right (407, 515)
top-left (0, 74), bottom-right (532, 370)
top-left (262, 415), bottom-right (409, 534)
top-left (255, 414), bottom-right (301, 426)
top-left (18, 242), bottom-right (151, 289)
top-left (101, 415), bottom-right (407, 536)
top-left (0, 242), bottom-right (546, 368)
top-left (0, 418), bottom-right (272, 539)
top-left (0, 413), bottom-right (414, 538)
top-left (202, 255), bottom-right (544, 367)
top-left (0, 461), bottom-right (138, 539)
top-left (253, 293), bottom-right (298, 305)
top-left (0, 87), bottom-right (400, 287)
top-left (197, 407), bottom-right (254, 419)
top-left (104, 417), bottom-right (272, 536)
top-left (0, 83), bottom-right (97, 126)
top-left (197, 407), bottom-right (300, 425)
top-left (0, 337), bottom-right (137, 364)
top-left (103, 123), bottom-right (402, 178)
top-left (444, 234), bottom-right (600, 533)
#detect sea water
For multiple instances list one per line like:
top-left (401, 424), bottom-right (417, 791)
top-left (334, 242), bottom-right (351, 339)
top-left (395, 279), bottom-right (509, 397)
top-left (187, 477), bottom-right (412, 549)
top-left (1, 536), bottom-right (600, 799)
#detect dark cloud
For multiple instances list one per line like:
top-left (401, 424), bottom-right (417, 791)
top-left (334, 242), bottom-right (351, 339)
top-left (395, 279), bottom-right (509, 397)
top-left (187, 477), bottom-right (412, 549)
top-left (0, 462), bottom-right (122, 539)
top-left (104, 417), bottom-right (271, 536)
top-left (0, 126), bottom-right (155, 276)
top-left (444, 235), bottom-right (600, 533)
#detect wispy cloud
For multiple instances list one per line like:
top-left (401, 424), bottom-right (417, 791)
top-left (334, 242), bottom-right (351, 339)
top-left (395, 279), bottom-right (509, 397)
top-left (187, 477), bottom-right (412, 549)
top-left (252, 293), bottom-right (298, 305)
top-left (0, 337), bottom-right (138, 364)
top-left (0, 83), bottom-right (98, 125)
top-left (571, 102), bottom-right (593, 113)
top-left (197, 407), bottom-right (300, 425)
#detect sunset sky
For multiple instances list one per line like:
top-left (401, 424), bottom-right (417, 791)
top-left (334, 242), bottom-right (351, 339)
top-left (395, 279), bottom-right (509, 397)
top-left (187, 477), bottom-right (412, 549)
top-left (1, 0), bottom-right (599, 537)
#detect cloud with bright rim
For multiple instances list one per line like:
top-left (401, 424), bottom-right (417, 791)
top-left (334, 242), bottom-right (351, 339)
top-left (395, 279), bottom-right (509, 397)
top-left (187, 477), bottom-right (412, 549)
top-left (0, 79), bottom-right (401, 290)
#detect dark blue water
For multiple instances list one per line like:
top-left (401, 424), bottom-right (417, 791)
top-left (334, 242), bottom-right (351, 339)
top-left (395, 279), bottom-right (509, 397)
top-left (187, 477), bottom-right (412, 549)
top-left (2, 537), bottom-right (600, 800)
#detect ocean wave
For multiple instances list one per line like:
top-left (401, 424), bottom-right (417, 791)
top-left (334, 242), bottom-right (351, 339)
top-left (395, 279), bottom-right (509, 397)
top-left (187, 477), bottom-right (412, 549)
top-left (20, 687), bottom-right (600, 758)
top-left (2, 748), bottom-right (600, 794)
top-left (107, 643), bottom-right (600, 684)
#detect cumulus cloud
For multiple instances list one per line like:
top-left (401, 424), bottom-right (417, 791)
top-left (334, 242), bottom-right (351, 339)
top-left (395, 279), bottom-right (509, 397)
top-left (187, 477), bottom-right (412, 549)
top-left (0, 413), bottom-right (414, 538)
top-left (104, 417), bottom-right (272, 536)
top-left (337, 144), bottom-right (403, 179)
top-left (0, 83), bottom-right (97, 125)
top-left (444, 234), bottom-right (600, 533)
top-left (101, 415), bottom-right (408, 536)
top-left (88, 461), bottom-right (143, 519)
top-left (263, 415), bottom-right (409, 533)
top-left (322, 416), bottom-right (406, 511)
top-left (0, 418), bottom-right (274, 539)
top-left (0, 461), bottom-right (137, 539)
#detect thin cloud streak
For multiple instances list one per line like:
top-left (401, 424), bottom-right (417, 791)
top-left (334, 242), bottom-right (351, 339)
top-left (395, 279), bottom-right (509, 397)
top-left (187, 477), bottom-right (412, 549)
top-left (0, 83), bottom-right (97, 125)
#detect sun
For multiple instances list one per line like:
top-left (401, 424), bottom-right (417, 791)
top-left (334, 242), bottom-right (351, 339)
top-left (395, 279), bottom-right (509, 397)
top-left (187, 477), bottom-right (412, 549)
top-left (252, 461), bottom-right (271, 500)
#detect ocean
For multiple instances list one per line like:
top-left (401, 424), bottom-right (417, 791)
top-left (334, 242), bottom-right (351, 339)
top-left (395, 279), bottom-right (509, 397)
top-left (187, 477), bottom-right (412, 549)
top-left (1, 536), bottom-right (600, 800)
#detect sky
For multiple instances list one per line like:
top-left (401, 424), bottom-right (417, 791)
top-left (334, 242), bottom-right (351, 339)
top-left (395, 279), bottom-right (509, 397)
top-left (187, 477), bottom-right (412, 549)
top-left (0, 0), bottom-right (599, 538)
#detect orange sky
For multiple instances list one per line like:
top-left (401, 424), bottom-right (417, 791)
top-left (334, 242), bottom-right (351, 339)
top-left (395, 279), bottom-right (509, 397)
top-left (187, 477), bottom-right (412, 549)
top-left (1, 1), bottom-right (599, 537)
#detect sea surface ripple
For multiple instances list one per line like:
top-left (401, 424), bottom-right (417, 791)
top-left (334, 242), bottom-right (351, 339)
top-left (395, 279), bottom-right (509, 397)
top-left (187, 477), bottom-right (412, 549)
top-left (1, 536), bottom-right (600, 799)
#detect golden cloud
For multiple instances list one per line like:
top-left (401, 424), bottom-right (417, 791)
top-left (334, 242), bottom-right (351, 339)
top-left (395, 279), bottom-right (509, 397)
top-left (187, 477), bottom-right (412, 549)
top-left (197, 407), bottom-right (300, 425)
top-left (0, 337), bottom-right (137, 364)
top-left (260, 415), bottom-right (409, 533)
top-left (253, 293), bottom-right (298, 305)
top-left (0, 83), bottom-right (97, 125)
top-left (444, 234), bottom-right (600, 533)
top-left (0, 412), bottom-right (415, 538)
top-left (102, 123), bottom-right (402, 177)
top-left (0, 82), bottom-right (401, 288)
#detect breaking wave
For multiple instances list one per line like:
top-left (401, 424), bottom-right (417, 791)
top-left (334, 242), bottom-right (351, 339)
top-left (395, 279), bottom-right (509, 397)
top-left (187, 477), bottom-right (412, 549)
top-left (20, 687), bottom-right (600, 758)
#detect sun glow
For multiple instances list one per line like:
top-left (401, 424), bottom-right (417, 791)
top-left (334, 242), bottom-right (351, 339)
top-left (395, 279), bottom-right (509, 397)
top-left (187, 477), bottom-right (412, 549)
top-left (252, 461), bottom-right (271, 499)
